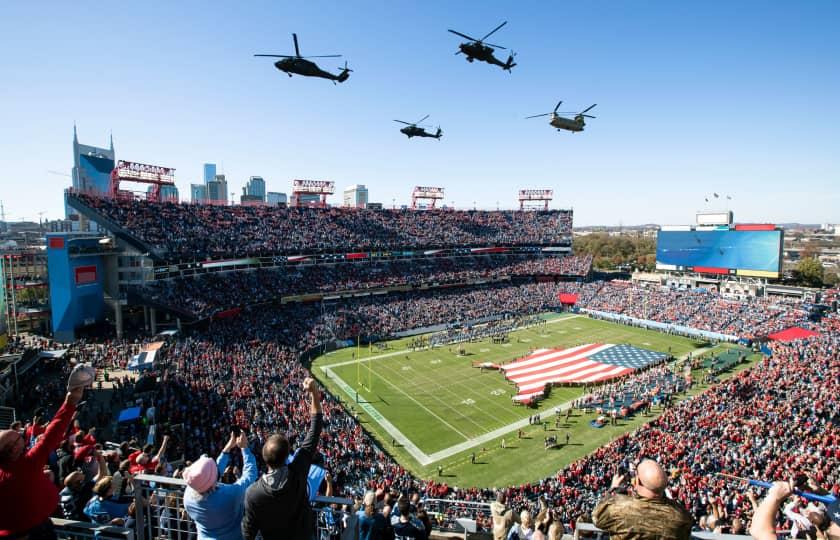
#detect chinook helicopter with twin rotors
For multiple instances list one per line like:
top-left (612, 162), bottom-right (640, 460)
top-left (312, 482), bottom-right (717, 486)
top-left (526, 101), bottom-right (597, 133)
top-left (448, 21), bottom-right (516, 72)
top-left (254, 33), bottom-right (352, 83)
top-left (394, 115), bottom-right (443, 140)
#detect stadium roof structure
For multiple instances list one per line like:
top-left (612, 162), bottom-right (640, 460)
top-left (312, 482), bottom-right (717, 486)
top-left (766, 326), bottom-right (819, 342)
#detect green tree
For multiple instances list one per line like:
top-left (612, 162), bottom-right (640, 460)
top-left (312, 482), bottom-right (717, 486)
top-left (797, 257), bottom-right (824, 288)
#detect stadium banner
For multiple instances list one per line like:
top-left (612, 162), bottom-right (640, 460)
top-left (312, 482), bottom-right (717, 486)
top-left (736, 269), bottom-right (779, 278)
top-left (660, 225), bottom-right (692, 231)
top-left (580, 309), bottom-right (739, 342)
top-left (201, 257), bottom-right (260, 270)
top-left (656, 229), bottom-right (782, 276)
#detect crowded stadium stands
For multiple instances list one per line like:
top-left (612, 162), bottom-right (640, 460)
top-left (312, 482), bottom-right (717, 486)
top-left (69, 193), bottom-right (573, 259)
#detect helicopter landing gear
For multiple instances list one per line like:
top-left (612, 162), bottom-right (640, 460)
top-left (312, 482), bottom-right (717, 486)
top-left (467, 57), bottom-right (474, 62)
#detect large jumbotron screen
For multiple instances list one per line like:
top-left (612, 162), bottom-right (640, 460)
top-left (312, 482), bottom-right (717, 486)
top-left (656, 228), bottom-right (783, 278)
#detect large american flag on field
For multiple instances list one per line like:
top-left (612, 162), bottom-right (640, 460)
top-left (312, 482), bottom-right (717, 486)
top-left (502, 343), bottom-right (668, 402)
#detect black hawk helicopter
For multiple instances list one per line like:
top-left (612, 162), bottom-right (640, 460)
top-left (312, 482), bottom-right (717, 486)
top-left (254, 33), bottom-right (351, 83)
top-left (526, 101), bottom-right (597, 133)
top-left (394, 115), bottom-right (442, 140)
top-left (448, 21), bottom-right (516, 72)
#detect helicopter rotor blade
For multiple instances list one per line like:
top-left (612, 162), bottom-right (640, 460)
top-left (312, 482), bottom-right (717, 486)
top-left (580, 104), bottom-right (597, 114)
top-left (482, 42), bottom-right (507, 50)
top-left (301, 55), bottom-right (342, 58)
top-left (480, 21), bottom-right (507, 42)
top-left (553, 101), bottom-right (563, 113)
top-left (416, 114), bottom-right (430, 124)
top-left (394, 120), bottom-right (414, 125)
top-left (581, 114), bottom-right (596, 119)
top-left (254, 54), bottom-right (294, 58)
top-left (292, 33), bottom-right (301, 57)
top-left (448, 29), bottom-right (480, 42)
top-left (525, 113), bottom-right (551, 119)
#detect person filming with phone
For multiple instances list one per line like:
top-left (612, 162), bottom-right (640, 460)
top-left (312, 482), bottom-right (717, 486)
top-left (593, 459), bottom-right (693, 540)
top-left (183, 427), bottom-right (257, 540)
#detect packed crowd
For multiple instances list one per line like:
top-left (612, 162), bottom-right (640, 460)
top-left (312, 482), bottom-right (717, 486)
top-left (134, 255), bottom-right (593, 319)
top-left (72, 193), bottom-right (572, 259)
top-left (3, 280), bottom-right (837, 539)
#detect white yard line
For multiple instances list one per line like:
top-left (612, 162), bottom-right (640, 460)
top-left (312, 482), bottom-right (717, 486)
top-left (316, 313), bottom-right (588, 466)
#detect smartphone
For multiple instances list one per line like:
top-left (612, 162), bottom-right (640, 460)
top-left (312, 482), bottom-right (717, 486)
top-left (232, 426), bottom-right (241, 436)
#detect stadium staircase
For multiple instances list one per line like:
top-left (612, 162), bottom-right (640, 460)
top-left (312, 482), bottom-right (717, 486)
top-left (65, 193), bottom-right (165, 261)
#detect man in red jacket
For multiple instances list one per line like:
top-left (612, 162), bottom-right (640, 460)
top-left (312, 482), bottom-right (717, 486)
top-left (0, 376), bottom-right (86, 539)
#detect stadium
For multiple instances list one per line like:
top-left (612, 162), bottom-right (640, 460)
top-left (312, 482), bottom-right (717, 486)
top-left (2, 180), bottom-right (836, 539)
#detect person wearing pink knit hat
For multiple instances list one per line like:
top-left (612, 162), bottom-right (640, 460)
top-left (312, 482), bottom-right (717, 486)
top-left (183, 430), bottom-right (257, 540)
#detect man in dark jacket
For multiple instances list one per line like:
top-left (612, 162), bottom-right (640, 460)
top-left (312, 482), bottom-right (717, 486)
top-left (242, 377), bottom-right (323, 540)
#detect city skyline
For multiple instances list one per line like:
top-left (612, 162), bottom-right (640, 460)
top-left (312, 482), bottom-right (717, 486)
top-left (1, 1), bottom-right (838, 226)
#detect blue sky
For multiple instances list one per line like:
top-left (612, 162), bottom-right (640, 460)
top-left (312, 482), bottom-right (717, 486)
top-left (1, 0), bottom-right (838, 226)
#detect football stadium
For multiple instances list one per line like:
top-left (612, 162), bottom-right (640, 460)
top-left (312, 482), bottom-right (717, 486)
top-left (3, 4), bottom-right (839, 540)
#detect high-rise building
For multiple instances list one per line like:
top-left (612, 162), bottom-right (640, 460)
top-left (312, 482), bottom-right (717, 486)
top-left (149, 185), bottom-right (179, 203)
top-left (246, 176), bottom-right (266, 201)
top-left (343, 184), bottom-right (369, 208)
top-left (68, 125), bottom-right (115, 231)
top-left (267, 192), bottom-right (287, 206)
top-left (206, 174), bottom-right (228, 204)
top-left (190, 184), bottom-right (207, 203)
top-left (203, 163), bottom-right (217, 185)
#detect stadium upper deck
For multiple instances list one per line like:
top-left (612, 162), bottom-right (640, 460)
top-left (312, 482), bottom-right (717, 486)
top-left (68, 192), bottom-right (573, 261)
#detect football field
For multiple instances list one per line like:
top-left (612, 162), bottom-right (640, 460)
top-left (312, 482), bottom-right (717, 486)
top-left (312, 313), bottom-right (755, 486)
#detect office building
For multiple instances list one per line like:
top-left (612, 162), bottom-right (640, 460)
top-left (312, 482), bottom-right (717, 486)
top-left (149, 185), bottom-right (179, 202)
top-left (246, 176), bottom-right (266, 201)
top-left (343, 184), bottom-right (369, 208)
top-left (191, 184), bottom-right (207, 203)
top-left (203, 163), bottom-right (217, 184)
top-left (206, 174), bottom-right (228, 204)
top-left (267, 192), bottom-right (287, 206)
top-left (68, 125), bottom-right (115, 231)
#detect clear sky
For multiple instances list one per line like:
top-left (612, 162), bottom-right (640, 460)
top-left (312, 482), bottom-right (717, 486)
top-left (1, 1), bottom-right (838, 226)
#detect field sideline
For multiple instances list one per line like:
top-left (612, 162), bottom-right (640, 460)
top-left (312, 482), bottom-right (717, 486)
top-left (312, 313), bottom-right (757, 487)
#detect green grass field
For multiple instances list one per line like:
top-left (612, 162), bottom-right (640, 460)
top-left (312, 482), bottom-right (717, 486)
top-left (312, 313), bottom-right (759, 487)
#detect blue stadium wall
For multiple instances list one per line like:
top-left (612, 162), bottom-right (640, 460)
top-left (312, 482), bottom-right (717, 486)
top-left (47, 234), bottom-right (105, 342)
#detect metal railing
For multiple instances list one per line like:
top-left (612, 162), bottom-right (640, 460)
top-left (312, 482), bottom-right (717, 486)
top-left (132, 474), bottom-right (356, 540)
top-left (421, 498), bottom-right (492, 532)
top-left (52, 518), bottom-right (134, 540)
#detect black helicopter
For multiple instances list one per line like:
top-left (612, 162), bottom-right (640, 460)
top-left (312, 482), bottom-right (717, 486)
top-left (254, 33), bottom-right (351, 83)
top-left (394, 116), bottom-right (443, 140)
top-left (448, 21), bottom-right (516, 72)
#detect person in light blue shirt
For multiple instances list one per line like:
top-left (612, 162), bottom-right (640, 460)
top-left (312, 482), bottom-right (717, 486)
top-left (183, 430), bottom-right (257, 540)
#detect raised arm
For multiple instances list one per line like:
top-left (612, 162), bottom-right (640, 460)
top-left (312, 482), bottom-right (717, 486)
top-left (27, 390), bottom-right (80, 465)
top-left (749, 480), bottom-right (792, 540)
top-left (235, 432), bottom-right (257, 488)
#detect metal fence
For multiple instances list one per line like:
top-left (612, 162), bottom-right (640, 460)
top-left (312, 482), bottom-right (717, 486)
top-left (132, 474), bottom-right (356, 540)
top-left (421, 498), bottom-right (492, 532)
top-left (52, 518), bottom-right (134, 540)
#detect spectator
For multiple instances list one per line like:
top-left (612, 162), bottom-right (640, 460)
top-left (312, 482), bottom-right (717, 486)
top-left (242, 377), bottom-right (323, 540)
top-left (58, 452), bottom-right (109, 521)
top-left (357, 490), bottom-right (387, 540)
top-left (392, 496), bottom-right (425, 539)
top-left (183, 430), bottom-right (257, 540)
top-left (491, 492), bottom-right (516, 540)
top-left (592, 459), bottom-right (693, 540)
top-left (83, 476), bottom-right (130, 525)
top-left (0, 373), bottom-right (85, 539)
top-left (749, 480), bottom-right (839, 540)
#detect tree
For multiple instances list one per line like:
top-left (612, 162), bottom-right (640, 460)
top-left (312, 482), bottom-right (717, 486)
top-left (797, 257), bottom-right (824, 288)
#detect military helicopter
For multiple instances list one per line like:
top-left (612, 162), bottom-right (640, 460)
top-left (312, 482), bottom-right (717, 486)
top-left (526, 101), bottom-right (597, 132)
top-left (448, 21), bottom-right (516, 72)
top-left (394, 116), bottom-right (443, 140)
top-left (254, 33), bottom-right (351, 83)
